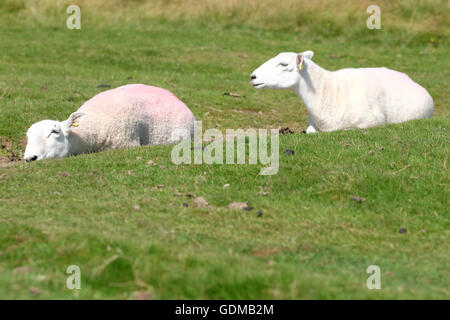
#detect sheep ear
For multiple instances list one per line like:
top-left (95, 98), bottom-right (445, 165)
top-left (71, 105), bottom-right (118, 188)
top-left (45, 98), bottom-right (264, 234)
top-left (302, 50), bottom-right (314, 60)
top-left (297, 51), bottom-right (314, 71)
top-left (63, 112), bottom-right (85, 133)
top-left (296, 54), bottom-right (305, 71)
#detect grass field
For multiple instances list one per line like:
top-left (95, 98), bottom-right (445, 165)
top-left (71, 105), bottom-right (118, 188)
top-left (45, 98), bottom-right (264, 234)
top-left (0, 1), bottom-right (449, 299)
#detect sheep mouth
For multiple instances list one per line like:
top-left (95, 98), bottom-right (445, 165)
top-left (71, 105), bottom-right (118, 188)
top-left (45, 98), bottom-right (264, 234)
top-left (252, 83), bottom-right (264, 88)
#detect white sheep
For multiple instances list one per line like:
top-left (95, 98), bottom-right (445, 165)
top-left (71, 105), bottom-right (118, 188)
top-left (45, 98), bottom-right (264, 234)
top-left (24, 84), bottom-right (195, 161)
top-left (250, 51), bottom-right (433, 133)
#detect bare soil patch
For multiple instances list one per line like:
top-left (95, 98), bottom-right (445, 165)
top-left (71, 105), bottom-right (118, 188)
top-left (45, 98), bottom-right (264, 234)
top-left (0, 136), bottom-right (23, 167)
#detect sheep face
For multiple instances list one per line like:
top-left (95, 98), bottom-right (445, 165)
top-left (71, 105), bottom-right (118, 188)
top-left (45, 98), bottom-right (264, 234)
top-left (250, 51), bottom-right (314, 90)
top-left (24, 120), bottom-right (70, 161)
top-left (250, 52), bottom-right (300, 90)
top-left (24, 112), bottom-right (85, 162)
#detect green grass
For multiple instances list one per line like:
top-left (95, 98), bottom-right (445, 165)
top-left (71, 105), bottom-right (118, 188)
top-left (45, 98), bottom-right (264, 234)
top-left (0, 3), bottom-right (449, 299)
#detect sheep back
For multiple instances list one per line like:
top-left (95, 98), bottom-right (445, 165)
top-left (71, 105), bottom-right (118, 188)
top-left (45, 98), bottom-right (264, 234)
top-left (70, 84), bottom-right (195, 154)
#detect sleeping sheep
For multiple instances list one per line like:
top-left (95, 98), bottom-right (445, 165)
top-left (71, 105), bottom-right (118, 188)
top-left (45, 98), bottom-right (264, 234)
top-left (24, 84), bottom-right (195, 162)
top-left (250, 51), bottom-right (434, 133)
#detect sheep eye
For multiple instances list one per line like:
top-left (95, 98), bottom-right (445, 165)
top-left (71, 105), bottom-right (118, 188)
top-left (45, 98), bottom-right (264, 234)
top-left (48, 129), bottom-right (60, 137)
top-left (279, 62), bottom-right (288, 67)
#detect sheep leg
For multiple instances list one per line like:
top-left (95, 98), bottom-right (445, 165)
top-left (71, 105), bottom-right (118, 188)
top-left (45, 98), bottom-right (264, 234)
top-left (306, 114), bottom-right (317, 134)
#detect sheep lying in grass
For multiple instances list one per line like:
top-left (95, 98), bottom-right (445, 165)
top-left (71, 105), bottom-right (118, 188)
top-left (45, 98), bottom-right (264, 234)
top-left (24, 84), bottom-right (195, 162)
top-left (250, 51), bottom-right (434, 133)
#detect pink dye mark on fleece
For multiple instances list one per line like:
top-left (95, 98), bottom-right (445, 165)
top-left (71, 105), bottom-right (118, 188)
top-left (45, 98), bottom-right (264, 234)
top-left (78, 84), bottom-right (191, 119)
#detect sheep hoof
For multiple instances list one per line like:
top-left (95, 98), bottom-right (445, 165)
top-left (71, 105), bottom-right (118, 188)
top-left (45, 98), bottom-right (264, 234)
top-left (306, 126), bottom-right (317, 134)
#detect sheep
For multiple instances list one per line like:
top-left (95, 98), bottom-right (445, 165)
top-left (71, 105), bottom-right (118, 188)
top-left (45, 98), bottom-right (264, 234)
top-left (250, 51), bottom-right (434, 133)
top-left (24, 84), bottom-right (195, 162)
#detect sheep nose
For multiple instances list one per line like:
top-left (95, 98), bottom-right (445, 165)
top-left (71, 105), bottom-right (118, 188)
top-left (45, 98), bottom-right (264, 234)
top-left (26, 155), bottom-right (37, 162)
top-left (251, 74), bottom-right (257, 80)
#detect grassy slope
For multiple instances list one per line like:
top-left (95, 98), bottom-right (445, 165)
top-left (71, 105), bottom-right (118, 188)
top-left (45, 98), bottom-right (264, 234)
top-left (0, 4), bottom-right (449, 299)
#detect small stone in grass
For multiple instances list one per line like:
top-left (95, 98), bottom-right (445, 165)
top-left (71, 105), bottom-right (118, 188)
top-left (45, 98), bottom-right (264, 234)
top-left (182, 202), bottom-right (189, 207)
top-left (257, 211), bottom-right (263, 217)
top-left (368, 150), bottom-right (375, 155)
top-left (134, 204), bottom-right (141, 211)
top-left (244, 206), bottom-right (253, 211)
top-left (399, 228), bottom-right (407, 234)
top-left (29, 287), bottom-right (41, 296)
top-left (350, 196), bottom-right (366, 203)
top-left (223, 184), bottom-right (230, 188)
top-left (53, 191), bottom-right (61, 195)
top-left (136, 156), bottom-right (142, 161)
top-left (129, 291), bottom-right (153, 300)
top-left (174, 192), bottom-right (195, 198)
top-left (194, 196), bottom-right (209, 208)
top-left (146, 160), bottom-right (155, 165)
top-left (283, 149), bottom-right (295, 155)
top-left (228, 202), bottom-right (248, 210)
top-left (378, 146), bottom-right (385, 151)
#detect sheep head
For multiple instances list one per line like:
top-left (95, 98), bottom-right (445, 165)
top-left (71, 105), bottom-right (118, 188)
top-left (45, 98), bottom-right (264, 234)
top-left (250, 51), bottom-right (314, 90)
top-left (24, 112), bottom-right (85, 162)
